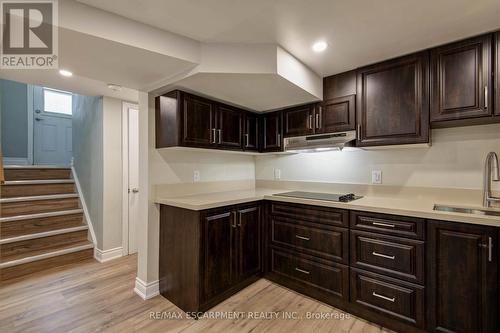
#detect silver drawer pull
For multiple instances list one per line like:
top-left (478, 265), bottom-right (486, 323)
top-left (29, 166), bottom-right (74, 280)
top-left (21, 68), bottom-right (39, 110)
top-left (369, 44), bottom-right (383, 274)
top-left (372, 221), bottom-right (395, 228)
top-left (295, 235), bottom-right (310, 241)
top-left (372, 251), bottom-right (395, 260)
top-left (372, 292), bottom-right (395, 302)
top-left (295, 267), bottom-right (310, 275)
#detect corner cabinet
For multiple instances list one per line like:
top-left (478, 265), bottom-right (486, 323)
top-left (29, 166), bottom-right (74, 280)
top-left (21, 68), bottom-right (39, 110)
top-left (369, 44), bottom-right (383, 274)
top-left (159, 203), bottom-right (263, 313)
top-left (155, 91), bottom-right (244, 151)
top-left (356, 52), bottom-right (430, 147)
top-left (243, 112), bottom-right (259, 151)
top-left (430, 34), bottom-right (493, 122)
top-left (427, 220), bottom-right (498, 333)
top-left (283, 104), bottom-right (315, 137)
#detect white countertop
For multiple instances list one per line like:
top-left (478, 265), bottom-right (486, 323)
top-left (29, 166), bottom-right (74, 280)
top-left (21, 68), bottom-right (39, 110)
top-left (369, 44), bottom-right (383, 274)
top-left (155, 188), bottom-right (500, 227)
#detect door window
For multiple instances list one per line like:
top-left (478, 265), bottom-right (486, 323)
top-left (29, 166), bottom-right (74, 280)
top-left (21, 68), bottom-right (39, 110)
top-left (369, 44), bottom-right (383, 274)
top-left (43, 88), bottom-right (72, 116)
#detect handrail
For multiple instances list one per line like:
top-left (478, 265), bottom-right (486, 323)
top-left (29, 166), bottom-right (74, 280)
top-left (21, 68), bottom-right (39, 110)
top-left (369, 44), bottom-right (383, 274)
top-left (0, 151), bottom-right (4, 184)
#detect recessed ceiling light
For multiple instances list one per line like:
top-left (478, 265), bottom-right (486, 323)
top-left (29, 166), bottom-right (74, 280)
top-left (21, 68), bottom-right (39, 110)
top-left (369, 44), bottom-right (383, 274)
top-left (59, 69), bottom-right (73, 77)
top-left (107, 83), bottom-right (122, 91)
top-left (312, 41), bottom-right (328, 53)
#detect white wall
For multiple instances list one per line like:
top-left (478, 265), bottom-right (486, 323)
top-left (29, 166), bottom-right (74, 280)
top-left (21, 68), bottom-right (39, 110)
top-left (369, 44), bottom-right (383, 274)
top-left (256, 123), bottom-right (500, 190)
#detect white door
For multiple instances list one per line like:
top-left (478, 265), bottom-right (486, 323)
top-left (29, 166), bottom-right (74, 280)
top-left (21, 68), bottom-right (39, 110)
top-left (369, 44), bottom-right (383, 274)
top-left (123, 103), bottom-right (139, 254)
top-left (33, 87), bottom-right (73, 165)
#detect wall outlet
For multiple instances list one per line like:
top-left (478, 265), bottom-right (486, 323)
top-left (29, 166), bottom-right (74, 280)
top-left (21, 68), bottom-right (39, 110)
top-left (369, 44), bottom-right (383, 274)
top-left (274, 168), bottom-right (281, 180)
top-left (371, 170), bottom-right (382, 184)
top-left (193, 170), bottom-right (201, 182)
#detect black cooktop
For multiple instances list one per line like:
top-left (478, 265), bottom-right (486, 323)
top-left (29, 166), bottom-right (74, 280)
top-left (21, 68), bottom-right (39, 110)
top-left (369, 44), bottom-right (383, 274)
top-left (273, 191), bottom-right (362, 202)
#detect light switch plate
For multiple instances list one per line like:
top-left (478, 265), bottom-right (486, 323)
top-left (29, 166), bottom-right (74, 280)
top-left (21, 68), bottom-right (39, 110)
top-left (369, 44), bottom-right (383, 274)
top-left (193, 170), bottom-right (201, 182)
top-left (274, 168), bottom-right (281, 180)
top-left (371, 170), bottom-right (382, 184)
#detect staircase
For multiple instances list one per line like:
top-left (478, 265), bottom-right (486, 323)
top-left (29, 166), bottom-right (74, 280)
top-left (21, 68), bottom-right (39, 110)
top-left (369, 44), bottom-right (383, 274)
top-left (0, 166), bottom-right (94, 281)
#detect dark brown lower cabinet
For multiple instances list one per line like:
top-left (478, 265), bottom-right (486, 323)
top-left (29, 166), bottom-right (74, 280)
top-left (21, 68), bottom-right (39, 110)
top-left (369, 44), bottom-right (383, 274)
top-left (427, 220), bottom-right (498, 333)
top-left (159, 202), bottom-right (262, 313)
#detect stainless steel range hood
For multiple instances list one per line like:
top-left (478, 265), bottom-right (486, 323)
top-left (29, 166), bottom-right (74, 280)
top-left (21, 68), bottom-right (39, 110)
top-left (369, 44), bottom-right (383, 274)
top-left (284, 130), bottom-right (357, 153)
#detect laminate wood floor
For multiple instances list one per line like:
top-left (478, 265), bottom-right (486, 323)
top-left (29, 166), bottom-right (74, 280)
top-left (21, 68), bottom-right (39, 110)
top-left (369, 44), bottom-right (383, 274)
top-left (0, 254), bottom-right (395, 333)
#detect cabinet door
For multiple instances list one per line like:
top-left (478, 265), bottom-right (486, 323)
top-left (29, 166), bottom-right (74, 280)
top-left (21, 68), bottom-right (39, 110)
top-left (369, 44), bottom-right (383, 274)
top-left (202, 211), bottom-right (236, 302)
top-left (237, 205), bottom-right (261, 281)
top-left (283, 105), bottom-right (314, 137)
top-left (319, 96), bottom-right (355, 133)
top-left (496, 32), bottom-right (500, 116)
top-left (320, 70), bottom-right (356, 133)
top-left (427, 220), bottom-right (498, 333)
top-left (182, 94), bottom-right (215, 147)
top-left (356, 52), bottom-right (429, 147)
top-left (216, 105), bottom-right (243, 149)
top-left (430, 34), bottom-right (492, 122)
top-left (261, 112), bottom-right (282, 152)
top-left (243, 113), bottom-right (259, 151)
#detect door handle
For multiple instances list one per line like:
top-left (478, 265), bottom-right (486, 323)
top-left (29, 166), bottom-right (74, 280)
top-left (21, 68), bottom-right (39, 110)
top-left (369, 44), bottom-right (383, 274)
top-left (35, 109), bottom-right (41, 114)
top-left (131, 188), bottom-right (139, 193)
top-left (35, 117), bottom-right (43, 121)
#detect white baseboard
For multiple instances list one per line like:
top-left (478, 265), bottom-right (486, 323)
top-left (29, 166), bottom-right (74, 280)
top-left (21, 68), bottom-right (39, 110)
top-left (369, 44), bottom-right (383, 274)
top-left (94, 247), bottom-right (123, 263)
top-left (4, 157), bottom-right (29, 165)
top-left (134, 277), bottom-right (160, 300)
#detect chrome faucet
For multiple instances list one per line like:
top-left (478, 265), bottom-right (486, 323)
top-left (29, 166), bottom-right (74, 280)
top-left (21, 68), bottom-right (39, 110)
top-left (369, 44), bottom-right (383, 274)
top-left (483, 152), bottom-right (500, 207)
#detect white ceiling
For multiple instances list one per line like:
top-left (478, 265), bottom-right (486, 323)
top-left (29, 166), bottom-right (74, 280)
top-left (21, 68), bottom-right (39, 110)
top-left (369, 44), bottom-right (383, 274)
top-left (78, 0), bottom-right (500, 76)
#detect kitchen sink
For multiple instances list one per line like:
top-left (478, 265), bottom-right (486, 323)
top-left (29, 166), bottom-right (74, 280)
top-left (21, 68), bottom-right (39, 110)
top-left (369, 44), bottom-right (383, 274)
top-left (433, 204), bottom-right (500, 217)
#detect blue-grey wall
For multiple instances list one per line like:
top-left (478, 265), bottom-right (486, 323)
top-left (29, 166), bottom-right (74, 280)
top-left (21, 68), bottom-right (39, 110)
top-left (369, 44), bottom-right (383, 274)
top-left (72, 94), bottom-right (104, 248)
top-left (0, 79), bottom-right (28, 158)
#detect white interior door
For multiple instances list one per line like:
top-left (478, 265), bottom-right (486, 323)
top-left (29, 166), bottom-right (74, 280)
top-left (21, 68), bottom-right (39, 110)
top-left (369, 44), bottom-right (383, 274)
top-left (33, 87), bottom-right (73, 165)
top-left (123, 104), bottom-right (139, 254)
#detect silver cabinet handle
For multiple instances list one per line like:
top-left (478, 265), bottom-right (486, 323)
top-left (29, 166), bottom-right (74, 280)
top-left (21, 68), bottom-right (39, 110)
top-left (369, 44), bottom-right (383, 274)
top-left (277, 133), bottom-right (281, 147)
top-left (485, 86), bottom-right (488, 109)
top-left (218, 129), bottom-right (222, 144)
top-left (315, 112), bottom-right (320, 129)
top-left (357, 124), bottom-right (361, 141)
top-left (244, 133), bottom-right (249, 147)
top-left (232, 211), bottom-right (237, 228)
top-left (481, 237), bottom-right (493, 262)
top-left (295, 267), bottom-right (310, 275)
top-left (372, 221), bottom-right (396, 228)
top-left (372, 251), bottom-right (395, 260)
top-left (295, 235), bottom-right (310, 241)
top-left (372, 292), bottom-right (395, 302)
top-left (212, 128), bottom-right (217, 143)
top-left (308, 114), bottom-right (313, 129)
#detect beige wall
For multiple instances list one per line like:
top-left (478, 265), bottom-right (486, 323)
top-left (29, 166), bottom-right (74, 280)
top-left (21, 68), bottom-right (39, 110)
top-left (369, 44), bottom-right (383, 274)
top-left (102, 97), bottom-right (124, 251)
top-left (255, 123), bottom-right (500, 191)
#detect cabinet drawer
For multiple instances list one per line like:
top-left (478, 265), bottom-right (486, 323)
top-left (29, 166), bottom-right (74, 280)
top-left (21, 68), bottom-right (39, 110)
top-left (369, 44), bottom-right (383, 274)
top-left (351, 230), bottom-right (425, 284)
top-left (271, 217), bottom-right (348, 263)
top-left (271, 202), bottom-right (348, 227)
top-left (350, 268), bottom-right (424, 328)
top-left (270, 248), bottom-right (348, 301)
top-left (350, 211), bottom-right (424, 240)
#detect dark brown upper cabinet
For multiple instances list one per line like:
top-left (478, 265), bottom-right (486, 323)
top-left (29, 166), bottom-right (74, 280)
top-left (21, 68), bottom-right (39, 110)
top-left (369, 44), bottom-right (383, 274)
top-left (283, 104), bottom-right (315, 137)
top-left (215, 104), bottom-right (243, 149)
top-left (243, 112), bottom-right (259, 151)
top-left (496, 32), bottom-right (500, 116)
top-left (427, 220), bottom-right (498, 333)
top-left (321, 70), bottom-right (356, 133)
top-left (430, 34), bottom-right (493, 122)
top-left (261, 111), bottom-right (283, 152)
top-left (356, 52), bottom-right (430, 147)
top-left (182, 93), bottom-right (216, 148)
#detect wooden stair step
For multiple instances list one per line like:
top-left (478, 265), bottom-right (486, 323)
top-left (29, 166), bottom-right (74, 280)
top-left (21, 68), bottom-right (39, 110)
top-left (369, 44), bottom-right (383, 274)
top-left (0, 226), bottom-right (89, 263)
top-left (4, 166), bottom-right (71, 181)
top-left (0, 241), bottom-right (94, 281)
top-left (0, 211), bottom-right (84, 238)
top-left (0, 195), bottom-right (80, 217)
top-left (1, 180), bottom-right (76, 198)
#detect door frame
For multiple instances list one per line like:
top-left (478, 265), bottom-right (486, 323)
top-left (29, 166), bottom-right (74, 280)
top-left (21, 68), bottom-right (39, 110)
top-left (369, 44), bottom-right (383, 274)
top-left (122, 102), bottom-right (139, 256)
